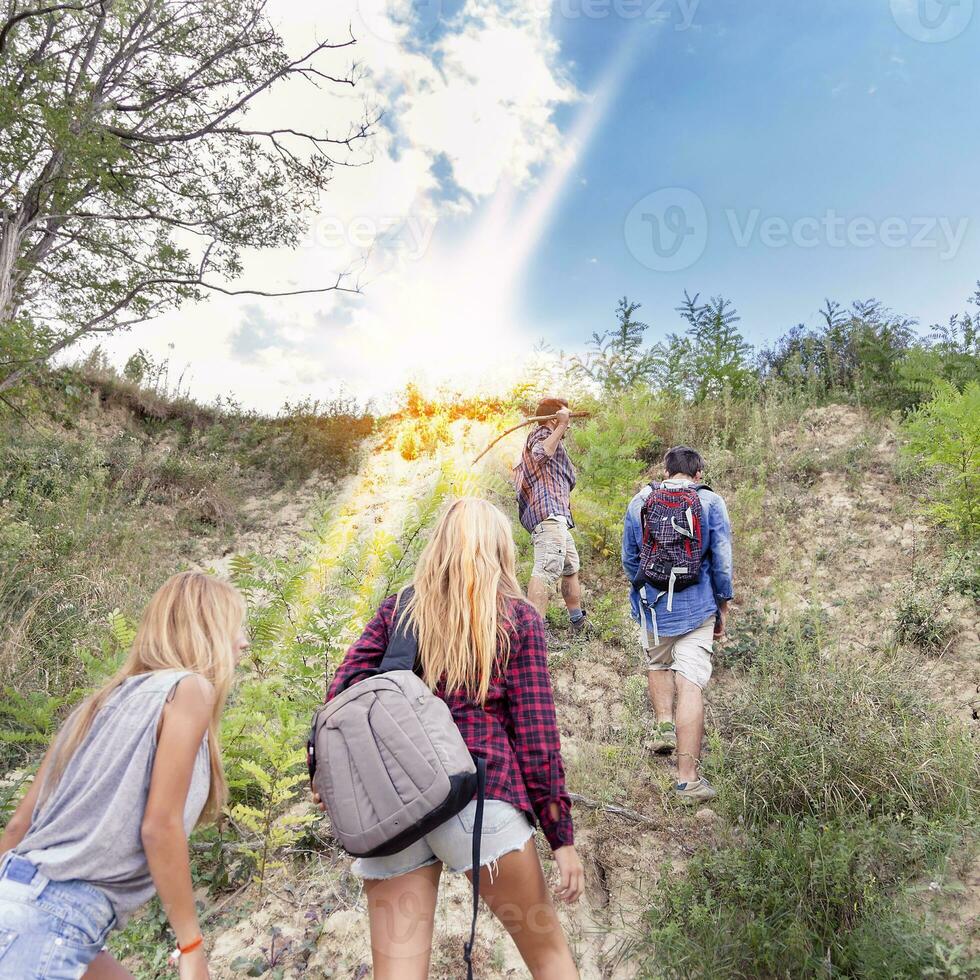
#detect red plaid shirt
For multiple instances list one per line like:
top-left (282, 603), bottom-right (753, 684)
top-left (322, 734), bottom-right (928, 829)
top-left (514, 425), bottom-right (577, 534)
top-left (327, 595), bottom-right (574, 850)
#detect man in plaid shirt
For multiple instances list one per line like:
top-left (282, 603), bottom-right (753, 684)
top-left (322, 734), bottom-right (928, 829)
top-left (514, 397), bottom-right (587, 630)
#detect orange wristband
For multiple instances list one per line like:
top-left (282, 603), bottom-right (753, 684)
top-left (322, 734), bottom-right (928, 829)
top-left (179, 936), bottom-right (203, 955)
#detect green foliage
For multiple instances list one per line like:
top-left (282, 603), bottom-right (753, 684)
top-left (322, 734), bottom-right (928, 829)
top-left (899, 286), bottom-right (980, 398)
top-left (903, 382), bottom-right (980, 541)
top-left (711, 612), bottom-right (977, 827)
top-left (108, 899), bottom-right (172, 978)
top-left (0, 687), bottom-right (70, 772)
top-left (654, 293), bottom-right (756, 402)
top-left (700, 588), bottom-right (975, 980)
top-left (567, 389), bottom-right (651, 558)
top-left (639, 819), bottom-right (971, 980)
top-left (0, 425), bottom-right (172, 694)
top-left (272, 397), bottom-right (374, 482)
top-left (228, 737), bottom-right (314, 892)
top-left (893, 591), bottom-right (955, 655)
top-left (757, 297), bottom-right (959, 412)
top-left (570, 297), bottom-right (658, 392)
top-left (0, 0), bottom-right (366, 393)
top-left (939, 546), bottom-right (980, 603)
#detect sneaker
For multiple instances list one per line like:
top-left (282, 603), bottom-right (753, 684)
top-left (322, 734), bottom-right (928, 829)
top-left (569, 610), bottom-right (589, 634)
top-left (674, 777), bottom-right (718, 804)
top-left (646, 721), bottom-right (677, 754)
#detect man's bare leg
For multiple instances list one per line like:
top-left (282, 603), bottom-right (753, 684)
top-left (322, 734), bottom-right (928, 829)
top-left (528, 576), bottom-right (551, 618)
top-left (674, 674), bottom-right (705, 783)
top-left (647, 668), bottom-right (675, 724)
top-left (559, 572), bottom-right (581, 612)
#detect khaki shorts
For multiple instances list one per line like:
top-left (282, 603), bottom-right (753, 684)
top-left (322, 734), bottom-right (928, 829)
top-left (639, 615), bottom-right (716, 689)
top-left (530, 518), bottom-right (581, 587)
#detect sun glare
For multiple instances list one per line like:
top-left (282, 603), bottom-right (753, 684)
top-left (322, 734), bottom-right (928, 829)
top-left (341, 39), bottom-right (638, 402)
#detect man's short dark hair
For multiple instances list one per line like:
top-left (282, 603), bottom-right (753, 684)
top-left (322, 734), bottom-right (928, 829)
top-left (536, 397), bottom-right (568, 418)
top-left (665, 445), bottom-right (705, 478)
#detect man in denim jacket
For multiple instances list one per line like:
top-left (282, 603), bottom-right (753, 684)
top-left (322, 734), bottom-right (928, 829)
top-left (622, 446), bottom-right (734, 803)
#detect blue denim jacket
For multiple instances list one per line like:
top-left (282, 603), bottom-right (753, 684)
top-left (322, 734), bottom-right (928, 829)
top-left (622, 480), bottom-right (735, 638)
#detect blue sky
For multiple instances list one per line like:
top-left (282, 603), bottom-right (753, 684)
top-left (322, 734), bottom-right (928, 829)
top-left (98, 0), bottom-right (979, 410)
top-left (527, 0), bottom-right (979, 350)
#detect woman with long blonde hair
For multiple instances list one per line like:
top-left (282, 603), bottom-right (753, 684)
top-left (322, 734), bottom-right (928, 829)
top-left (315, 497), bottom-right (583, 979)
top-left (0, 572), bottom-right (248, 980)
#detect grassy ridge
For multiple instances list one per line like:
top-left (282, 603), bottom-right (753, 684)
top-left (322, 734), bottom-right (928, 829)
top-left (0, 351), bottom-right (977, 977)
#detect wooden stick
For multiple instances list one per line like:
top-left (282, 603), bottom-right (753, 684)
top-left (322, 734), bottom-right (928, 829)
top-left (471, 412), bottom-right (590, 466)
top-left (568, 792), bottom-right (662, 827)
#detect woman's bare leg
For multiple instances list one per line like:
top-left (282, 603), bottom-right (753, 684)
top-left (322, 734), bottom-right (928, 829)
top-left (468, 840), bottom-right (578, 979)
top-left (82, 952), bottom-right (136, 979)
top-left (364, 862), bottom-right (442, 980)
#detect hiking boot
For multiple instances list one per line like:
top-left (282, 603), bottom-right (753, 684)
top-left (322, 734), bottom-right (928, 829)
top-left (646, 721), bottom-right (677, 754)
top-left (674, 777), bottom-right (717, 804)
top-left (570, 611), bottom-right (589, 634)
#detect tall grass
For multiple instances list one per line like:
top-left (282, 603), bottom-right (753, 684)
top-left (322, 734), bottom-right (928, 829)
top-left (710, 613), bottom-right (976, 827)
top-left (635, 610), bottom-right (979, 979)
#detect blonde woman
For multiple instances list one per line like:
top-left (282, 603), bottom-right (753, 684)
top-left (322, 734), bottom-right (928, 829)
top-left (0, 572), bottom-right (248, 980)
top-left (316, 498), bottom-right (584, 980)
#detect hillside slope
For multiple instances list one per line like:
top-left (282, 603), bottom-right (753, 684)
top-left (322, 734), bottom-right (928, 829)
top-left (183, 403), bottom-right (977, 979)
top-left (2, 381), bottom-right (974, 978)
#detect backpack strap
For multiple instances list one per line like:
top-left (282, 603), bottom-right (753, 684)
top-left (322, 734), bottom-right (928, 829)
top-left (464, 756), bottom-right (487, 980)
top-left (377, 588), bottom-right (418, 674)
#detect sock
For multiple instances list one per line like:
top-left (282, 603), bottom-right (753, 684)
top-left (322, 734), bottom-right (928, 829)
top-left (568, 607), bottom-right (584, 623)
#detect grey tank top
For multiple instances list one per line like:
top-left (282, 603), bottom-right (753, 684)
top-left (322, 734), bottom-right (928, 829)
top-left (16, 670), bottom-right (210, 923)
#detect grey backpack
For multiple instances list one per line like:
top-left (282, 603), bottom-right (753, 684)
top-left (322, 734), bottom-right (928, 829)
top-left (307, 594), bottom-right (487, 976)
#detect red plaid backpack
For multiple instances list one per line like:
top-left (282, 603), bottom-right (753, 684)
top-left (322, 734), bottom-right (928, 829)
top-left (636, 482), bottom-right (709, 608)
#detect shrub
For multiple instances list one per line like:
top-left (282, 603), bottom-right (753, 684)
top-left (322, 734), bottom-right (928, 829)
top-left (940, 546), bottom-right (980, 602)
top-left (902, 381), bottom-right (980, 541)
top-left (654, 293), bottom-right (756, 402)
top-left (711, 613), bottom-right (977, 827)
top-left (273, 396), bottom-right (374, 482)
top-left (893, 591), bottom-right (956, 655)
top-left (638, 819), bottom-right (962, 980)
top-left (758, 299), bottom-right (919, 411)
top-left (569, 296), bottom-right (658, 392)
top-left (567, 388), bottom-right (651, 558)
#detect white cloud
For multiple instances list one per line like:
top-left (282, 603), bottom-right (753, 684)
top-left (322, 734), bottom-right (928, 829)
top-left (93, 0), bottom-right (631, 411)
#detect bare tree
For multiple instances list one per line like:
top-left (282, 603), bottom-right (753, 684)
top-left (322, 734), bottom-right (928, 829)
top-left (0, 0), bottom-right (375, 395)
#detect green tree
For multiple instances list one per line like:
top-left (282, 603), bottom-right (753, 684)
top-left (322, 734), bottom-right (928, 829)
top-left (903, 381), bottom-right (980, 541)
top-left (570, 296), bottom-right (656, 392)
top-left (655, 292), bottom-right (754, 401)
top-left (760, 299), bottom-right (919, 408)
top-left (898, 283), bottom-right (980, 398)
top-left (0, 0), bottom-right (373, 395)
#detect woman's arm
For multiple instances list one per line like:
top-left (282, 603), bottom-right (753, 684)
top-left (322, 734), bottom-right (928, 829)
top-left (504, 606), bottom-right (575, 849)
top-left (0, 742), bottom-right (57, 855)
top-left (505, 605), bottom-right (583, 901)
top-left (325, 600), bottom-right (392, 701)
top-left (141, 674), bottom-right (214, 980)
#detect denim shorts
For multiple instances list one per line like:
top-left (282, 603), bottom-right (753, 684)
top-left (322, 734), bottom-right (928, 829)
top-left (0, 853), bottom-right (116, 979)
top-left (353, 800), bottom-right (535, 880)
